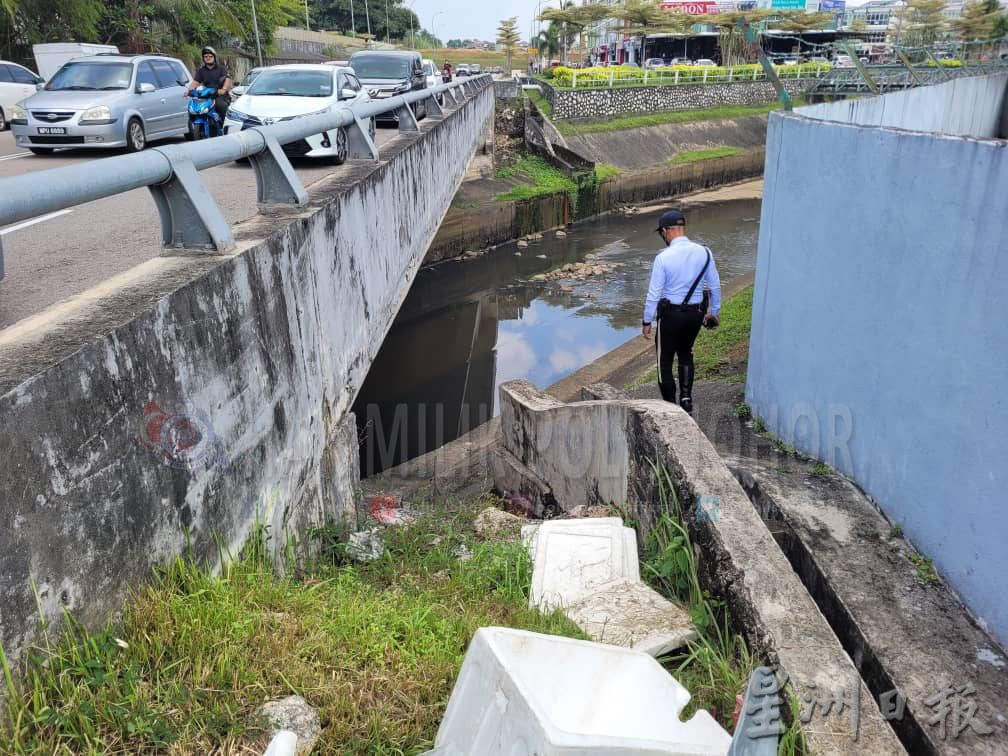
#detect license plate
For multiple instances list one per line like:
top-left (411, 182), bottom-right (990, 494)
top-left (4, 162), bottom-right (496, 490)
top-left (37, 127), bottom-right (66, 135)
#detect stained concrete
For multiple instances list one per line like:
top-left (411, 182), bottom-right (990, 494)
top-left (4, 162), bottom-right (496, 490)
top-left (0, 82), bottom-right (494, 667)
top-left (495, 379), bottom-right (905, 754)
top-left (564, 115), bottom-right (770, 171)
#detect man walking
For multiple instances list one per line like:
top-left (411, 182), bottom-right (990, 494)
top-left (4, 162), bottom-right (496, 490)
top-left (641, 209), bottom-right (721, 413)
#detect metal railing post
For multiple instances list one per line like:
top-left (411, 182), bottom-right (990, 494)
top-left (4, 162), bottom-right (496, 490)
top-left (148, 151), bottom-right (235, 252)
top-left (346, 115), bottom-right (380, 160)
top-left (249, 133), bottom-right (309, 207)
top-left (396, 102), bottom-right (420, 132)
top-left (425, 91), bottom-right (444, 117)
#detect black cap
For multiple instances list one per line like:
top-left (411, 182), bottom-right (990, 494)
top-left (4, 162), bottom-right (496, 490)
top-left (655, 209), bottom-right (686, 231)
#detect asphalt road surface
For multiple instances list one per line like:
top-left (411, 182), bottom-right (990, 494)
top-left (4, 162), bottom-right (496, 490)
top-left (0, 126), bottom-right (399, 330)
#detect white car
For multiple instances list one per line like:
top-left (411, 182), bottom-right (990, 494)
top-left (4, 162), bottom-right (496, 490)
top-left (224, 64), bottom-right (373, 163)
top-left (422, 58), bottom-right (440, 89)
top-left (0, 60), bottom-right (44, 131)
top-left (230, 66), bottom-right (266, 99)
top-left (695, 58), bottom-right (717, 67)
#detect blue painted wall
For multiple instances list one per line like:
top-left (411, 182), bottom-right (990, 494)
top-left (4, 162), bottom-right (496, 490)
top-left (747, 108), bottom-right (1008, 645)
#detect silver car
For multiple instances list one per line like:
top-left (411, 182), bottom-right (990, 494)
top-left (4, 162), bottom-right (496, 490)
top-left (10, 54), bottom-right (191, 154)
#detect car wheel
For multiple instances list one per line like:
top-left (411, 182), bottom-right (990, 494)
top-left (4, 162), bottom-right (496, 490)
top-left (126, 118), bottom-right (146, 152)
top-left (0, 108), bottom-right (6, 131)
top-left (331, 127), bottom-right (348, 165)
top-left (29, 147), bottom-right (54, 155)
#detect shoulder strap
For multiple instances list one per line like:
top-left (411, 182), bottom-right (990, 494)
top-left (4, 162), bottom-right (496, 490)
top-left (682, 247), bottom-right (711, 306)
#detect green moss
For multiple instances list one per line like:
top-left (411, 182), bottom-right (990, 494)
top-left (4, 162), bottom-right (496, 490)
top-left (668, 147), bottom-right (745, 164)
top-left (557, 101), bottom-right (801, 135)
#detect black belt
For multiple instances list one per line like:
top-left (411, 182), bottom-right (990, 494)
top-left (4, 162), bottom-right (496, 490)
top-left (658, 298), bottom-right (701, 315)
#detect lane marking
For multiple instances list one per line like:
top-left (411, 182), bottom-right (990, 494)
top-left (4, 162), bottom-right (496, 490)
top-left (0, 152), bottom-right (29, 161)
top-left (0, 209), bottom-right (74, 236)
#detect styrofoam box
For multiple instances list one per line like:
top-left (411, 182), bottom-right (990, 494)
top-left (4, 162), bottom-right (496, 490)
top-left (433, 627), bottom-right (731, 755)
top-left (529, 518), bottom-right (641, 610)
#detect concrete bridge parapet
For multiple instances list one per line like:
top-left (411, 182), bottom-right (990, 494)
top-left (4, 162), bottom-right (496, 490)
top-left (0, 80), bottom-right (494, 667)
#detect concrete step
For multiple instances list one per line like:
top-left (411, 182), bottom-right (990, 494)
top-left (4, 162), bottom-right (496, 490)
top-left (727, 455), bottom-right (1008, 755)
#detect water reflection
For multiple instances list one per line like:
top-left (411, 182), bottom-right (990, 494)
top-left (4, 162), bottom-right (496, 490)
top-left (354, 198), bottom-right (761, 475)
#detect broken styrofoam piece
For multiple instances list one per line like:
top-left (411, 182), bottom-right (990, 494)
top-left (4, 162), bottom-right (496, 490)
top-left (564, 577), bottom-right (698, 657)
top-left (433, 627), bottom-right (731, 755)
top-left (529, 518), bottom-right (640, 609)
top-left (263, 731), bottom-right (297, 756)
top-left (727, 667), bottom-right (782, 756)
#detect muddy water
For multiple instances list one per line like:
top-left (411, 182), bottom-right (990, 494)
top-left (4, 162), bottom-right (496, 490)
top-left (354, 197), bottom-right (762, 476)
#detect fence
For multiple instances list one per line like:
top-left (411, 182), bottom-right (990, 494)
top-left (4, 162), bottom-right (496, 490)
top-left (559, 63), bottom-right (831, 90)
top-left (0, 75), bottom-right (492, 267)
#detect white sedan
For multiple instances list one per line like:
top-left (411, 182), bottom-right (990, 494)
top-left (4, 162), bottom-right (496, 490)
top-left (224, 64), bottom-right (374, 163)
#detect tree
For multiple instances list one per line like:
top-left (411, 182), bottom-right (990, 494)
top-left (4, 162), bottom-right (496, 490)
top-left (892, 0), bottom-right (948, 47)
top-left (535, 24), bottom-right (562, 67)
top-left (950, 0), bottom-right (1000, 40)
top-left (989, 0), bottom-right (1008, 38)
top-left (697, 9), bottom-right (774, 65)
top-left (497, 16), bottom-right (521, 72)
top-left (540, 2), bottom-right (608, 65)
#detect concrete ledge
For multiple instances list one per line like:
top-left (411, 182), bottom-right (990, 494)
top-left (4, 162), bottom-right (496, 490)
top-left (728, 455), bottom-right (1008, 754)
top-left (494, 379), bottom-right (906, 754)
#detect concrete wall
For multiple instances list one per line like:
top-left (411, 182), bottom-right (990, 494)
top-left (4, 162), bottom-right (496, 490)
top-left (425, 149), bottom-right (765, 262)
top-left (539, 78), bottom-right (815, 120)
top-left (797, 72), bottom-right (1008, 138)
top-left (0, 86), bottom-right (494, 665)
top-left (746, 78), bottom-right (1008, 644)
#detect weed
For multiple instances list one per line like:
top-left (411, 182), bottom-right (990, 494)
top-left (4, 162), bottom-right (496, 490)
top-left (594, 163), bottom-right (622, 181)
top-left (889, 523), bottom-right (903, 539)
top-left (493, 155), bottom-right (577, 203)
top-left (775, 440), bottom-right (797, 456)
top-left (774, 465), bottom-right (792, 474)
top-left (733, 401), bottom-right (752, 420)
top-left (811, 463), bottom-right (831, 476)
top-left (908, 552), bottom-right (940, 586)
top-left (525, 88), bottom-right (553, 118)
top-left (754, 417), bottom-right (767, 433)
top-left (667, 147), bottom-right (745, 164)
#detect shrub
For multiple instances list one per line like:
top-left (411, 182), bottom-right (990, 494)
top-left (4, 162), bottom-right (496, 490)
top-left (554, 62), bottom-right (831, 89)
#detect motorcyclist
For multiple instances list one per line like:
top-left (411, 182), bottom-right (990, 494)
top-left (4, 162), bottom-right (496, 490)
top-left (442, 61), bottom-right (453, 83)
top-left (187, 46), bottom-right (232, 126)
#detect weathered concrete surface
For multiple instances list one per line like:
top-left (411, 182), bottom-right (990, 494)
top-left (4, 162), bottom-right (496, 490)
top-left (564, 577), bottom-right (697, 657)
top-left (424, 150), bottom-right (764, 263)
top-left (747, 75), bottom-right (1008, 645)
top-left (564, 115), bottom-right (770, 171)
top-left (797, 72), bottom-right (1008, 137)
top-left (496, 380), bottom-right (905, 754)
top-left (0, 83), bottom-right (494, 666)
top-left (728, 455), bottom-right (1008, 755)
top-left (257, 696), bottom-right (321, 756)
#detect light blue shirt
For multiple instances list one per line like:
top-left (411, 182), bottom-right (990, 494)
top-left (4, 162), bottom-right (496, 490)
top-left (643, 236), bottom-right (722, 324)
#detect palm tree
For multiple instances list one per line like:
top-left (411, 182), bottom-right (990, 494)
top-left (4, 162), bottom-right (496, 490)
top-left (536, 24), bottom-right (563, 69)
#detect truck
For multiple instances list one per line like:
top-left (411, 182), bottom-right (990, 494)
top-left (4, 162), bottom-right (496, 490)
top-left (32, 43), bottom-right (119, 81)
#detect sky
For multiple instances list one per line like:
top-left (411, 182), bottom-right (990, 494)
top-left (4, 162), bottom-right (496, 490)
top-left (405, 0), bottom-right (549, 45)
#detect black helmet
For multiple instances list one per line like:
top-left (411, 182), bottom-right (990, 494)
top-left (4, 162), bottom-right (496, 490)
top-left (201, 46), bottom-right (218, 60)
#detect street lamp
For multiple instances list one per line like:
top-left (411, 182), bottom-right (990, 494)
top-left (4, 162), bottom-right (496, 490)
top-left (250, 0), bottom-right (264, 66)
top-left (432, 11), bottom-right (446, 46)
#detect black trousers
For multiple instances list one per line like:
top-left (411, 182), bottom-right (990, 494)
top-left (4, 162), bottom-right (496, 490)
top-left (655, 303), bottom-right (704, 403)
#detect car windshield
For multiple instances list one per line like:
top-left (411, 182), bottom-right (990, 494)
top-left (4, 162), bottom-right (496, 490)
top-left (247, 70), bottom-right (333, 97)
top-left (350, 56), bottom-right (410, 79)
top-left (423, 63), bottom-right (435, 76)
top-left (46, 62), bottom-right (133, 91)
top-left (245, 69), bottom-right (263, 85)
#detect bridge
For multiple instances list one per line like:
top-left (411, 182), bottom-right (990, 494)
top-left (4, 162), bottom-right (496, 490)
top-left (808, 58), bottom-right (1008, 97)
top-left (0, 75), bottom-right (494, 665)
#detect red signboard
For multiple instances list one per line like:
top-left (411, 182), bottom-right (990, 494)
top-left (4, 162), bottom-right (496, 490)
top-left (660, 1), bottom-right (719, 12)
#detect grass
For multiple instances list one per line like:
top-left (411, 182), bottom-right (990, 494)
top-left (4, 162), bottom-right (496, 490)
top-left (594, 162), bottom-right (622, 181)
top-left (908, 552), bottom-right (940, 586)
top-left (629, 285), bottom-right (754, 390)
top-left (493, 155), bottom-right (619, 203)
top-left (525, 87), bottom-right (553, 119)
top-left (754, 417), bottom-right (767, 433)
top-left (775, 440), bottom-right (797, 456)
top-left (668, 147), bottom-right (745, 165)
top-left (733, 402), bottom-right (752, 420)
top-left (0, 495), bottom-right (585, 754)
top-left (556, 101), bottom-right (795, 136)
top-left (811, 463), bottom-right (831, 477)
top-left (889, 523), bottom-right (903, 539)
top-left (641, 463), bottom-right (807, 753)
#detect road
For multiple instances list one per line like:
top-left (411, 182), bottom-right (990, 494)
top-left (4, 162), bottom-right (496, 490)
top-left (0, 126), bottom-right (399, 330)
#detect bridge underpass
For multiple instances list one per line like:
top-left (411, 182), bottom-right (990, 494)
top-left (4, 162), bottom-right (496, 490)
top-left (0, 76), bottom-right (495, 666)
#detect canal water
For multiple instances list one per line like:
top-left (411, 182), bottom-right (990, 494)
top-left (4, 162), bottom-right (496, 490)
top-left (354, 198), bottom-right (762, 476)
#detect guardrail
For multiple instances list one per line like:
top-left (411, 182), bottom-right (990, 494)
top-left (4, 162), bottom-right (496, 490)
top-left (562, 64), bottom-right (830, 90)
top-left (0, 74), bottom-right (492, 266)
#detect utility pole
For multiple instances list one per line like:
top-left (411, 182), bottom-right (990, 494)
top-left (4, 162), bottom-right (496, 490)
top-left (385, 0), bottom-right (390, 42)
top-left (349, 0), bottom-right (356, 35)
top-left (305, 0), bottom-right (310, 31)
top-left (250, 0), bottom-right (264, 66)
top-left (365, 0), bottom-right (372, 39)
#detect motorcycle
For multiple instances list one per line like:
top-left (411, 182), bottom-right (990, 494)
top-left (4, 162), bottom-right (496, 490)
top-left (188, 86), bottom-right (222, 140)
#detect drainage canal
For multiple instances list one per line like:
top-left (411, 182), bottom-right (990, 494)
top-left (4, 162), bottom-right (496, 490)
top-left (353, 198), bottom-right (761, 476)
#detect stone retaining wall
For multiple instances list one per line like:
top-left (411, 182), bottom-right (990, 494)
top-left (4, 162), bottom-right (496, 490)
top-left (539, 78), bottom-right (817, 120)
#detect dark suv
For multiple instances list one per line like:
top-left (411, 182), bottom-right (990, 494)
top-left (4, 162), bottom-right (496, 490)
top-left (348, 50), bottom-right (428, 124)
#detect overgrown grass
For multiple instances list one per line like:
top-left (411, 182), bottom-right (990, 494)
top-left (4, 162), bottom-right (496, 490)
top-left (493, 155), bottom-right (618, 203)
top-left (640, 463), bottom-right (807, 754)
top-left (525, 88), bottom-right (553, 119)
top-left (0, 495), bottom-right (584, 754)
top-left (594, 162), bottom-right (622, 181)
top-left (557, 101), bottom-right (794, 136)
top-left (908, 552), bottom-right (940, 586)
top-left (668, 147), bottom-right (745, 165)
top-left (629, 285), bottom-right (754, 389)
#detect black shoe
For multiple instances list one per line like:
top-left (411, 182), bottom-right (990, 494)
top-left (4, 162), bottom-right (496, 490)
top-left (658, 379), bottom-right (677, 404)
top-left (678, 364), bottom-right (694, 413)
